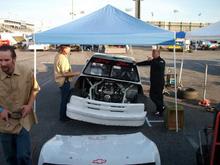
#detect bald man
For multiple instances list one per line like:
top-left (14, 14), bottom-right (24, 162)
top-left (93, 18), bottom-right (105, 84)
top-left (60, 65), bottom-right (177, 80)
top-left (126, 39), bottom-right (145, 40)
top-left (137, 48), bottom-right (165, 116)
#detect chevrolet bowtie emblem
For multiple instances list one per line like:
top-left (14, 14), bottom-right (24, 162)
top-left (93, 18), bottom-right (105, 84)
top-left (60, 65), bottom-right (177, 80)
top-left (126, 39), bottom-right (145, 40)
top-left (92, 159), bottom-right (107, 164)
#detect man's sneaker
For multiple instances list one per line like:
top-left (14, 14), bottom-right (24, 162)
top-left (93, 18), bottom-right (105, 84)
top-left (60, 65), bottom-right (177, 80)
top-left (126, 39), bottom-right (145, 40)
top-left (154, 111), bottom-right (163, 117)
top-left (163, 106), bottom-right (166, 111)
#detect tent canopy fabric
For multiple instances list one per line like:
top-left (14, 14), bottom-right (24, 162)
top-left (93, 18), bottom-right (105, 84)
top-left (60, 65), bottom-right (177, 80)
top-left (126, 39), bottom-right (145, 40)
top-left (186, 21), bottom-right (220, 40)
top-left (35, 5), bottom-right (174, 45)
top-left (160, 31), bottom-right (186, 45)
top-left (176, 31), bottom-right (186, 39)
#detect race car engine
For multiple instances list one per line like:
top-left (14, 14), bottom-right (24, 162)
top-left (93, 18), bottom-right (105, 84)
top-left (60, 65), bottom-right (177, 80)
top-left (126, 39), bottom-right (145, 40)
top-left (91, 80), bottom-right (138, 103)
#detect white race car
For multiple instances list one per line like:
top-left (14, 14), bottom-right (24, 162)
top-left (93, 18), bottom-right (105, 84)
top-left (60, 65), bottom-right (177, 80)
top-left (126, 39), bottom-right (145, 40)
top-left (67, 53), bottom-right (147, 127)
top-left (38, 132), bottom-right (161, 165)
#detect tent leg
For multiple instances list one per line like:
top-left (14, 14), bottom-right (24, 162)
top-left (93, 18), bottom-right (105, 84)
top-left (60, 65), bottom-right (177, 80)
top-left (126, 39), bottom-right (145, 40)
top-left (173, 32), bottom-right (179, 132)
top-left (145, 117), bottom-right (152, 127)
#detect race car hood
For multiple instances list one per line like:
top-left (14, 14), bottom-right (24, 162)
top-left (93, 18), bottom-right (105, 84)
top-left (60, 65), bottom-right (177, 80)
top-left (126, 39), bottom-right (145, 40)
top-left (38, 132), bottom-right (160, 165)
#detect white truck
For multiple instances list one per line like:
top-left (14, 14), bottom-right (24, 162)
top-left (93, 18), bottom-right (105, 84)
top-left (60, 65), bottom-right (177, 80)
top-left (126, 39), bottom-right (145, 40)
top-left (27, 43), bottom-right (50, 51)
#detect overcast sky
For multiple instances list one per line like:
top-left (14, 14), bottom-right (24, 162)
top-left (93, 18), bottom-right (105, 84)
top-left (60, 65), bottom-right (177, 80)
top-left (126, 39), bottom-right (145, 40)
top-left (1, 0), bottom-right (220, 30)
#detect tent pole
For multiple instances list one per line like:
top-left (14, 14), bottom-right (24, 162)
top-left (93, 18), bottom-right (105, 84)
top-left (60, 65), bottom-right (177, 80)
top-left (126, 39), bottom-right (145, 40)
top-left (178, 58), bottom-right (183, 86)
top-left (129, 45), bottom-right (133, 56)
top-left (178, 50), bottom-right (184, 87)
top-left (173, 32), bottom-right (179, 132)
top-left (33, 32), bottom-right (38, 123)
top-left (203, 64), bottom-right (208, 100)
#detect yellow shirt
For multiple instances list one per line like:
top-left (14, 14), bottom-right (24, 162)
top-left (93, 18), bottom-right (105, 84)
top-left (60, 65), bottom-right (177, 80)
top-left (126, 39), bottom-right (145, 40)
top-left (54, 53), bottom-right (72, 87)
top-left (0, 64), bottom-right (40, 134)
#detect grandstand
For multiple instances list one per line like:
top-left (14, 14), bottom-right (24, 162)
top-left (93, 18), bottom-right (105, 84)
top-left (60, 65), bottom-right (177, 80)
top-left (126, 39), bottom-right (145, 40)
top-left (0, 18), bottom-right (34, 34)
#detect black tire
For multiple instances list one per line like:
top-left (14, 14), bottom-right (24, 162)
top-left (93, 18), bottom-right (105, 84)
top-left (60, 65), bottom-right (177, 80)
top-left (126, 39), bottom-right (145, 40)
top-left (182, 87), bottom-right (198, 100)
top-left (177, 88), bottom-right (185, 99)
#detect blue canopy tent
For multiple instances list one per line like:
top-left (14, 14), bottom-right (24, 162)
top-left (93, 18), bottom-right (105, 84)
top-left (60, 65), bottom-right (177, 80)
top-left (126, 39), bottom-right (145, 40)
top-left (186, 21), bottom-right (220, 40)
top-left (186, 21), bottom-right (220, 111)
top-left (34, 5), bottom-right (180, 130)
top-left (160, 31), bottom-right (186, 45)
top-left (35, 5), bottom-right (174, 45)
top-left (176, 31), bottom-right (186, 39)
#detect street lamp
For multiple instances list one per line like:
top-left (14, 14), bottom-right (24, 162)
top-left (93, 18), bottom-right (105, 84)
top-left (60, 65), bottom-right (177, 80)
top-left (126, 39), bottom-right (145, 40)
top-left (69, 0), bottom-right (84, 20)
top-left (173, 9), bottom-right (179, 14)
top-left (133, 0), bottom-right (144, 19)
top-left (151, 12), bottom-right (154, 22)
top-left (173, 9), bottom-right (180, 31)
top-left (198, 12), bottom-right (202, 27)
top-left (70, 0), bottom-right (74, 19)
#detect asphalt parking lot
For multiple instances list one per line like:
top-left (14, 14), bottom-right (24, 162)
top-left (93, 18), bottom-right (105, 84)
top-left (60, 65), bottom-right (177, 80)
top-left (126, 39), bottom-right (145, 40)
top-left (0, 47), bottom-right (219, 165)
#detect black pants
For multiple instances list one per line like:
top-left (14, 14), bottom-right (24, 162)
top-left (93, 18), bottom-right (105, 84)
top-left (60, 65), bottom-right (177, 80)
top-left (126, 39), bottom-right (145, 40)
top-left (150, 85), bottom-right (164, 113)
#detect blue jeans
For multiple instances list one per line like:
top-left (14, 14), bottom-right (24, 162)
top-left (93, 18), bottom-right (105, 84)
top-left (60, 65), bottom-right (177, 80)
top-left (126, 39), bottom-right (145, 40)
top-left (0, 128), bottom-right (32, 165)
top-left (59, 80), bottom-right (70, 120)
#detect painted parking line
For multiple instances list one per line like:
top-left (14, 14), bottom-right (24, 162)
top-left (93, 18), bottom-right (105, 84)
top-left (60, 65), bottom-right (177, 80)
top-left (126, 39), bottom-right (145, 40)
top-left (185, 136), bottom-right (199, 150)
top-left (40, 78), bottom-right (53, 88)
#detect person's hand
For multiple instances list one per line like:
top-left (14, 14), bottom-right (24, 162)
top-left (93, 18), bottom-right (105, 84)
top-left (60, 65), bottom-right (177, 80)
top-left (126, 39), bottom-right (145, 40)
top-left (148, 56), bottom-right (153, 61)
top-left (0, 108), bottom-right (11, 121)
top-left (20, 105), bottom-right (33, 118)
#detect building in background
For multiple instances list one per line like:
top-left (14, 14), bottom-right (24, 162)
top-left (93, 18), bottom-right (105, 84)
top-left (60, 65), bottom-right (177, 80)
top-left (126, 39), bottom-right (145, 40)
top-left (0, 19), bottom-right (34, 47)
top-left (0, 18), bottom-right (34, 34)
top-left (147, 21), bottom-right (210, 32)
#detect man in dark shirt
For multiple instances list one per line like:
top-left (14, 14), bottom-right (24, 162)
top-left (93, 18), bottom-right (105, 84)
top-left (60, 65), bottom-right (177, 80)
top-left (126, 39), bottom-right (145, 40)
top-left (137, 48), bottom-right (165, 116)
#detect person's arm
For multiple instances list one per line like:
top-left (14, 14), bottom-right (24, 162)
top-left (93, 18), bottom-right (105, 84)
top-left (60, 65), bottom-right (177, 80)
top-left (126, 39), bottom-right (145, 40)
top-left (136, 60), bottom-right (151, 66)
top-left (21, 76), bottom-right (40, 118)
top-left (136, 57), bottom-right (152, 66)
top-left (60, 71), bottom-right (80, 78)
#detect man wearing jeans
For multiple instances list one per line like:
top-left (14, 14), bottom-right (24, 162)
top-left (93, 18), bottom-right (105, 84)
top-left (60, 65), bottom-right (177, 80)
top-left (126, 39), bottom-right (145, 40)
top-left (0, 45), bottom-right (40, 165)
top-left (54, 45), bottom-right (79, 121)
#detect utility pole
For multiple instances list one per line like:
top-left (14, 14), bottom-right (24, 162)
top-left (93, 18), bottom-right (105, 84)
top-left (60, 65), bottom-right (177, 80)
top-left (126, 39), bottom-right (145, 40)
top-left (133, 0), bottom-right (143, 19)
top-left (69, 0), bottom-right (74, 19)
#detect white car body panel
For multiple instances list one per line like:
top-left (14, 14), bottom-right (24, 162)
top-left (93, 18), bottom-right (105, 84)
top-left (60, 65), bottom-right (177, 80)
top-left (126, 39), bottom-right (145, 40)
top-left (67, 95), bottom-right (146, 127)
top-left (38, 132), bottom-right (160, 165)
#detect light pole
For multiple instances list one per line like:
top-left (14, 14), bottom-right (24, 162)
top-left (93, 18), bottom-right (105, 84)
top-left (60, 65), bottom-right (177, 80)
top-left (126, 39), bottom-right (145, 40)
top-left (198, 12), bottom-right (202, 27)
top-left (173, 9), bottom-right (179, 31)
top-left (69, 0), bottom-right (84, 20)
top-left (133, 0), bottom-right (144, 19)
top-left (151, 12), bottom-right (154, 22)
top-left (69, 0), bottom-right (74, 19)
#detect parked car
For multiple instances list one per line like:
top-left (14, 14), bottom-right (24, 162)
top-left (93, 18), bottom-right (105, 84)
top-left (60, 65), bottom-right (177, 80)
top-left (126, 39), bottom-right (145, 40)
top-left (70, 44), bottom-right (81, 51)
top-left (28, 44), bottom-right (50, 51)
top-left (38, 54), bottom-right (160, 165)
top-left (167, 41), bottom-right (184, 52)
top-left (208, 40), bottom-right (219, 50)
top-left (197, 40), bottom-right (219, 50)
top-left (81, 44), bottom-right (100, 52)
top-left (66, 53), bottom-right (147, 127)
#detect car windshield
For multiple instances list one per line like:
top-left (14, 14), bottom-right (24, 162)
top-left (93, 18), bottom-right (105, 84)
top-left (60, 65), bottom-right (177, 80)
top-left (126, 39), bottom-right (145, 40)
top-left (83, 57), bottom-right (139, 82)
